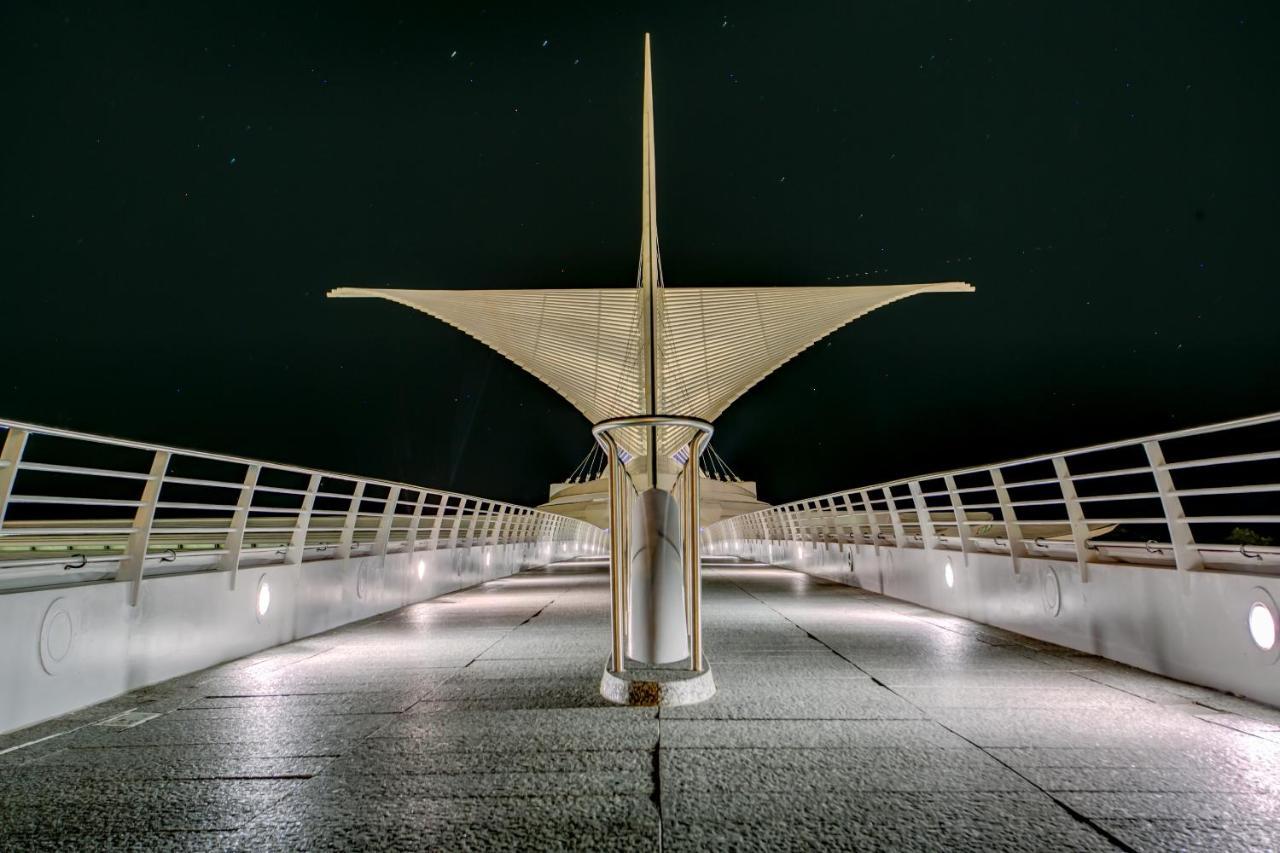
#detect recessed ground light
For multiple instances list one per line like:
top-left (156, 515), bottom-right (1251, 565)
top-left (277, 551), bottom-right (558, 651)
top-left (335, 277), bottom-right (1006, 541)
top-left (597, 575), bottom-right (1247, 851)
top-left (1250, 600), bottom-right (1277, 651)
top-left (417, 559), bottom-right (426, 580)
top-left (256, 576), bottom-right (271, 620)
top-left (943, 560), bottom-right (955, 589)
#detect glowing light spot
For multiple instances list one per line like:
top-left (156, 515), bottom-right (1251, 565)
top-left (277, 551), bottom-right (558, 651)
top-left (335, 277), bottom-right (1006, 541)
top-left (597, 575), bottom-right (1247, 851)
top-left (1249, 601), bottom-right (1276, 651)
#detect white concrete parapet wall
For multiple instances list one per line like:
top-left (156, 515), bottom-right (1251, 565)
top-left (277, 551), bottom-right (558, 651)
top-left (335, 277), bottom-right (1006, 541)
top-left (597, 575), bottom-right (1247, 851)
top-left (705, 410), bottom-right (1280, 708)
top-left (727, 540), bottom-right (1280, 707)
top-left (0, 416), bottom-right (605, 734)
top-left (0, 541), bottom-right (593, 734)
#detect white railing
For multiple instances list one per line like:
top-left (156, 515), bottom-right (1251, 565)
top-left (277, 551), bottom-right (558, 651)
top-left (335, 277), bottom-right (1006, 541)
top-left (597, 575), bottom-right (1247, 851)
top-left (705, 410), bottom-right (1280, 581)
top-left (0, 418), bottom-right (605, 601)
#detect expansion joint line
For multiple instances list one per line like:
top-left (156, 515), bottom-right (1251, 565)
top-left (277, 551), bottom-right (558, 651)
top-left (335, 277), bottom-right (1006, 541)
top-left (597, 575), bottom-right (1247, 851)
top-left (725, 575), bottom-right (1137, 852)
top-left (653, 715), bottom-right (664, 853)
top-left (462, 597), bottom-right (555, 668)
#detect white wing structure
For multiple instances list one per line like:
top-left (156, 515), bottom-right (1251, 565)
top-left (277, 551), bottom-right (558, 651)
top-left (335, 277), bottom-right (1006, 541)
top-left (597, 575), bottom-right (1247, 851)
top-left (329, 281), bottom-right (972, 455)
top-left (328, 34), bottom-right (974, 457)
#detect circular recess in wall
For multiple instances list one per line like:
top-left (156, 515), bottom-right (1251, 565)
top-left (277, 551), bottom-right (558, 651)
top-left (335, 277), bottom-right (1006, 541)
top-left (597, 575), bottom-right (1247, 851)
top-left (1041, 566), bottom-right (1062, 617)
top-left (1248, 588), bottom-right (1279, 664)
top-left (256, 575), bottom-right (271, 621)
top-left (39, 597), bottom-right (74, 675)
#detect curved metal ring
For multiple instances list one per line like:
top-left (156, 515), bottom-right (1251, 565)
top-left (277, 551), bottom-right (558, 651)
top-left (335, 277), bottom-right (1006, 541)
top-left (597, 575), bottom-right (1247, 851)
top-left (63, 554), bottom-right (87, 570)
top-left (159, 548), bottom-right (177, 563)
top-left (591, 414), bottom-right (714, 450)
top-left (1241, 544), bottom-right (1263, 561)
top-left (1145, 540), bottom-right (1163, 554)
top-left (992, 536), bottom-right (1006, 547)
top-left (1035, 537), bottom-right (1048, 548)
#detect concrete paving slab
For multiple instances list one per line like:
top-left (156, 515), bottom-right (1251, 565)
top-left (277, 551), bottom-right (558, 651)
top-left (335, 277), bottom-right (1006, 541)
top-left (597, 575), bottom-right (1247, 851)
top-left (660, 747), bottom-right (1034, 793)
top-left (232, 793), bottom-right (660, 852)
top-left (6, 560), bottom-right (1280, 851)
top-left (661, 718), bottom-right (972, 749)
top-left (661, 790), bottom-right (1117, 852)
top-left (1096, 818), bottom-right (1280, 853)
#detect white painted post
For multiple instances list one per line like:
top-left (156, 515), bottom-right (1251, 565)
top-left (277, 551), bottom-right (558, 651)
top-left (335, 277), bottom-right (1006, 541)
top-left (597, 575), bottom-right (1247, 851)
top-left (860, 490), bottom-right (881, 554)
top-left (286, 473), bottom-right (321, 565)
top-left (1053, 456), bottom-right (1092, 582)
top-left (448, 497), bottom-right (469, 550)
top-left (222, 463), bottom-right (261, 589)
top-left (1144, 439), bottom-right (1203, 590)
top-left (428, 494), bottom-right (450, 550)
top-left (374, 486), bottom-right (401, 563)
top-left (817, 497), bottom-right (834, 551)
top-left (491, 504), bottom-right (508, 548)
top-left (784, 504), bottom-right (802, 545)
top-left (884, 487), bottom-right (907, 548)
top-left (117, 450), bottom-right (170, 607)
top-left (908, 481), bottom-right (938, 549)
top-left (404, 490), bottom-right (426, 556)
top-left (338, 481), bottom-right (365, 561)
top-left (989, 467), bottom-right (1027, 574)
top-left (0, 427), bottom-right (29, 527)
top-left (943, 474), bottom-right (973, 565)
top-left (834, 493), bottom-right (854, 552)
top-left (515, 507), bottom-right (533, 550)
top-left (472, 501), bottom-right (491, 550)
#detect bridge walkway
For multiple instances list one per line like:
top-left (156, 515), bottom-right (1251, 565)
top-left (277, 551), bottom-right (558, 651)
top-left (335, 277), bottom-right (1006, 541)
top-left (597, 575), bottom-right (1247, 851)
top-left (2, 561), bottom-right (1277, 851)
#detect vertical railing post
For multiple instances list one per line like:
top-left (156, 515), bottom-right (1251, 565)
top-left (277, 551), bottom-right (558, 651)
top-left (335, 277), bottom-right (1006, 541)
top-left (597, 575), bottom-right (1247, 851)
top-left (908, 481), bottom-right (938, 549)
top-left (816, 497), bottom-right (833, 551)
top-left (517, 507), bottom-right (534, 551)
top-left (448, 497), bottom-right (469, 550)
top-left (404, 490), bottom-right (426, 556)
top-left (428, 494), bottom-right (450, 550)
top-left (833, 493), bottom-right (853, 552)
top-left (286, 473), bottom-right (321, 565)
top-left (222, 462), bottom-right (261, 589)
top-left (860, 490), bottom-right (881, 554)
top-left (464, 500), bottom-right (482, 549)
top-left (117, 450), bottom-right (170, 607)
top-left (338, 481), bottom-right (365, 561)
top-left (1144, 439), bottom-right (1203, 590)
top-left (884, 487), bottom-right (906, 548)
top-left (0, 427), bottom-right (30, 528)
top-left (1052, 456), bottom-right (1092, 582)
top-left (491, 504), bottom-right (508, 549)
top-left (943, 474), bottom-right (972, 565)
top-left (784, 504), bottom-right (801, 547)
top-left (374, 486), bottom-right (401, 562)
top-left (989, 467), bottom-right (1027, 573)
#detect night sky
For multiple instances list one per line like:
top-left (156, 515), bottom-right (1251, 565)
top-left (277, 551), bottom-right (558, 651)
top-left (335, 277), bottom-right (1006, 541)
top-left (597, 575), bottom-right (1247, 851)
top-left (3, 3), bottom-right (1278, 507)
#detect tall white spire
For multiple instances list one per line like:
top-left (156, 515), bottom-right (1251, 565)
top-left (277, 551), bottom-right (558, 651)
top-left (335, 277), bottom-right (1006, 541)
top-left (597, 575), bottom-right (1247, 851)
top-left (638, 33), bottom-right (662, 483)
top-left (328, 36), bottom-right (975, 458)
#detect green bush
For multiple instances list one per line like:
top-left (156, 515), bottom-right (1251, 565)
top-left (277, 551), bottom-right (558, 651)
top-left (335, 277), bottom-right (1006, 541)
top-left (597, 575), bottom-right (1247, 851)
top-left (1225, 527), bottom-right (1273, 547)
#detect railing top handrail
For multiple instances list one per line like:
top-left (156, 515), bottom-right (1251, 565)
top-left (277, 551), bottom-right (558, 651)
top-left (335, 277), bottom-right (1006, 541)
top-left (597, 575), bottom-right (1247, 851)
top-left (0, 416), bottom-right (542, 515)
top-left (753, 408), bottom-right (1280, 515)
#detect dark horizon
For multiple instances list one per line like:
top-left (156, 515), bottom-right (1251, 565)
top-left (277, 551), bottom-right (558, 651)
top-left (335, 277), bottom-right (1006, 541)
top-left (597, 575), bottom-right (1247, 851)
top-left (3, 2), bottom-right (1277, 506)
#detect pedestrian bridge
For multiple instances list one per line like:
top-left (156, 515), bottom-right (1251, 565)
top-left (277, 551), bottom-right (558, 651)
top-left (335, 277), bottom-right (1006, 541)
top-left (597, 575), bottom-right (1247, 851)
top-left (1, 413), bottom-right (1278, 850)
